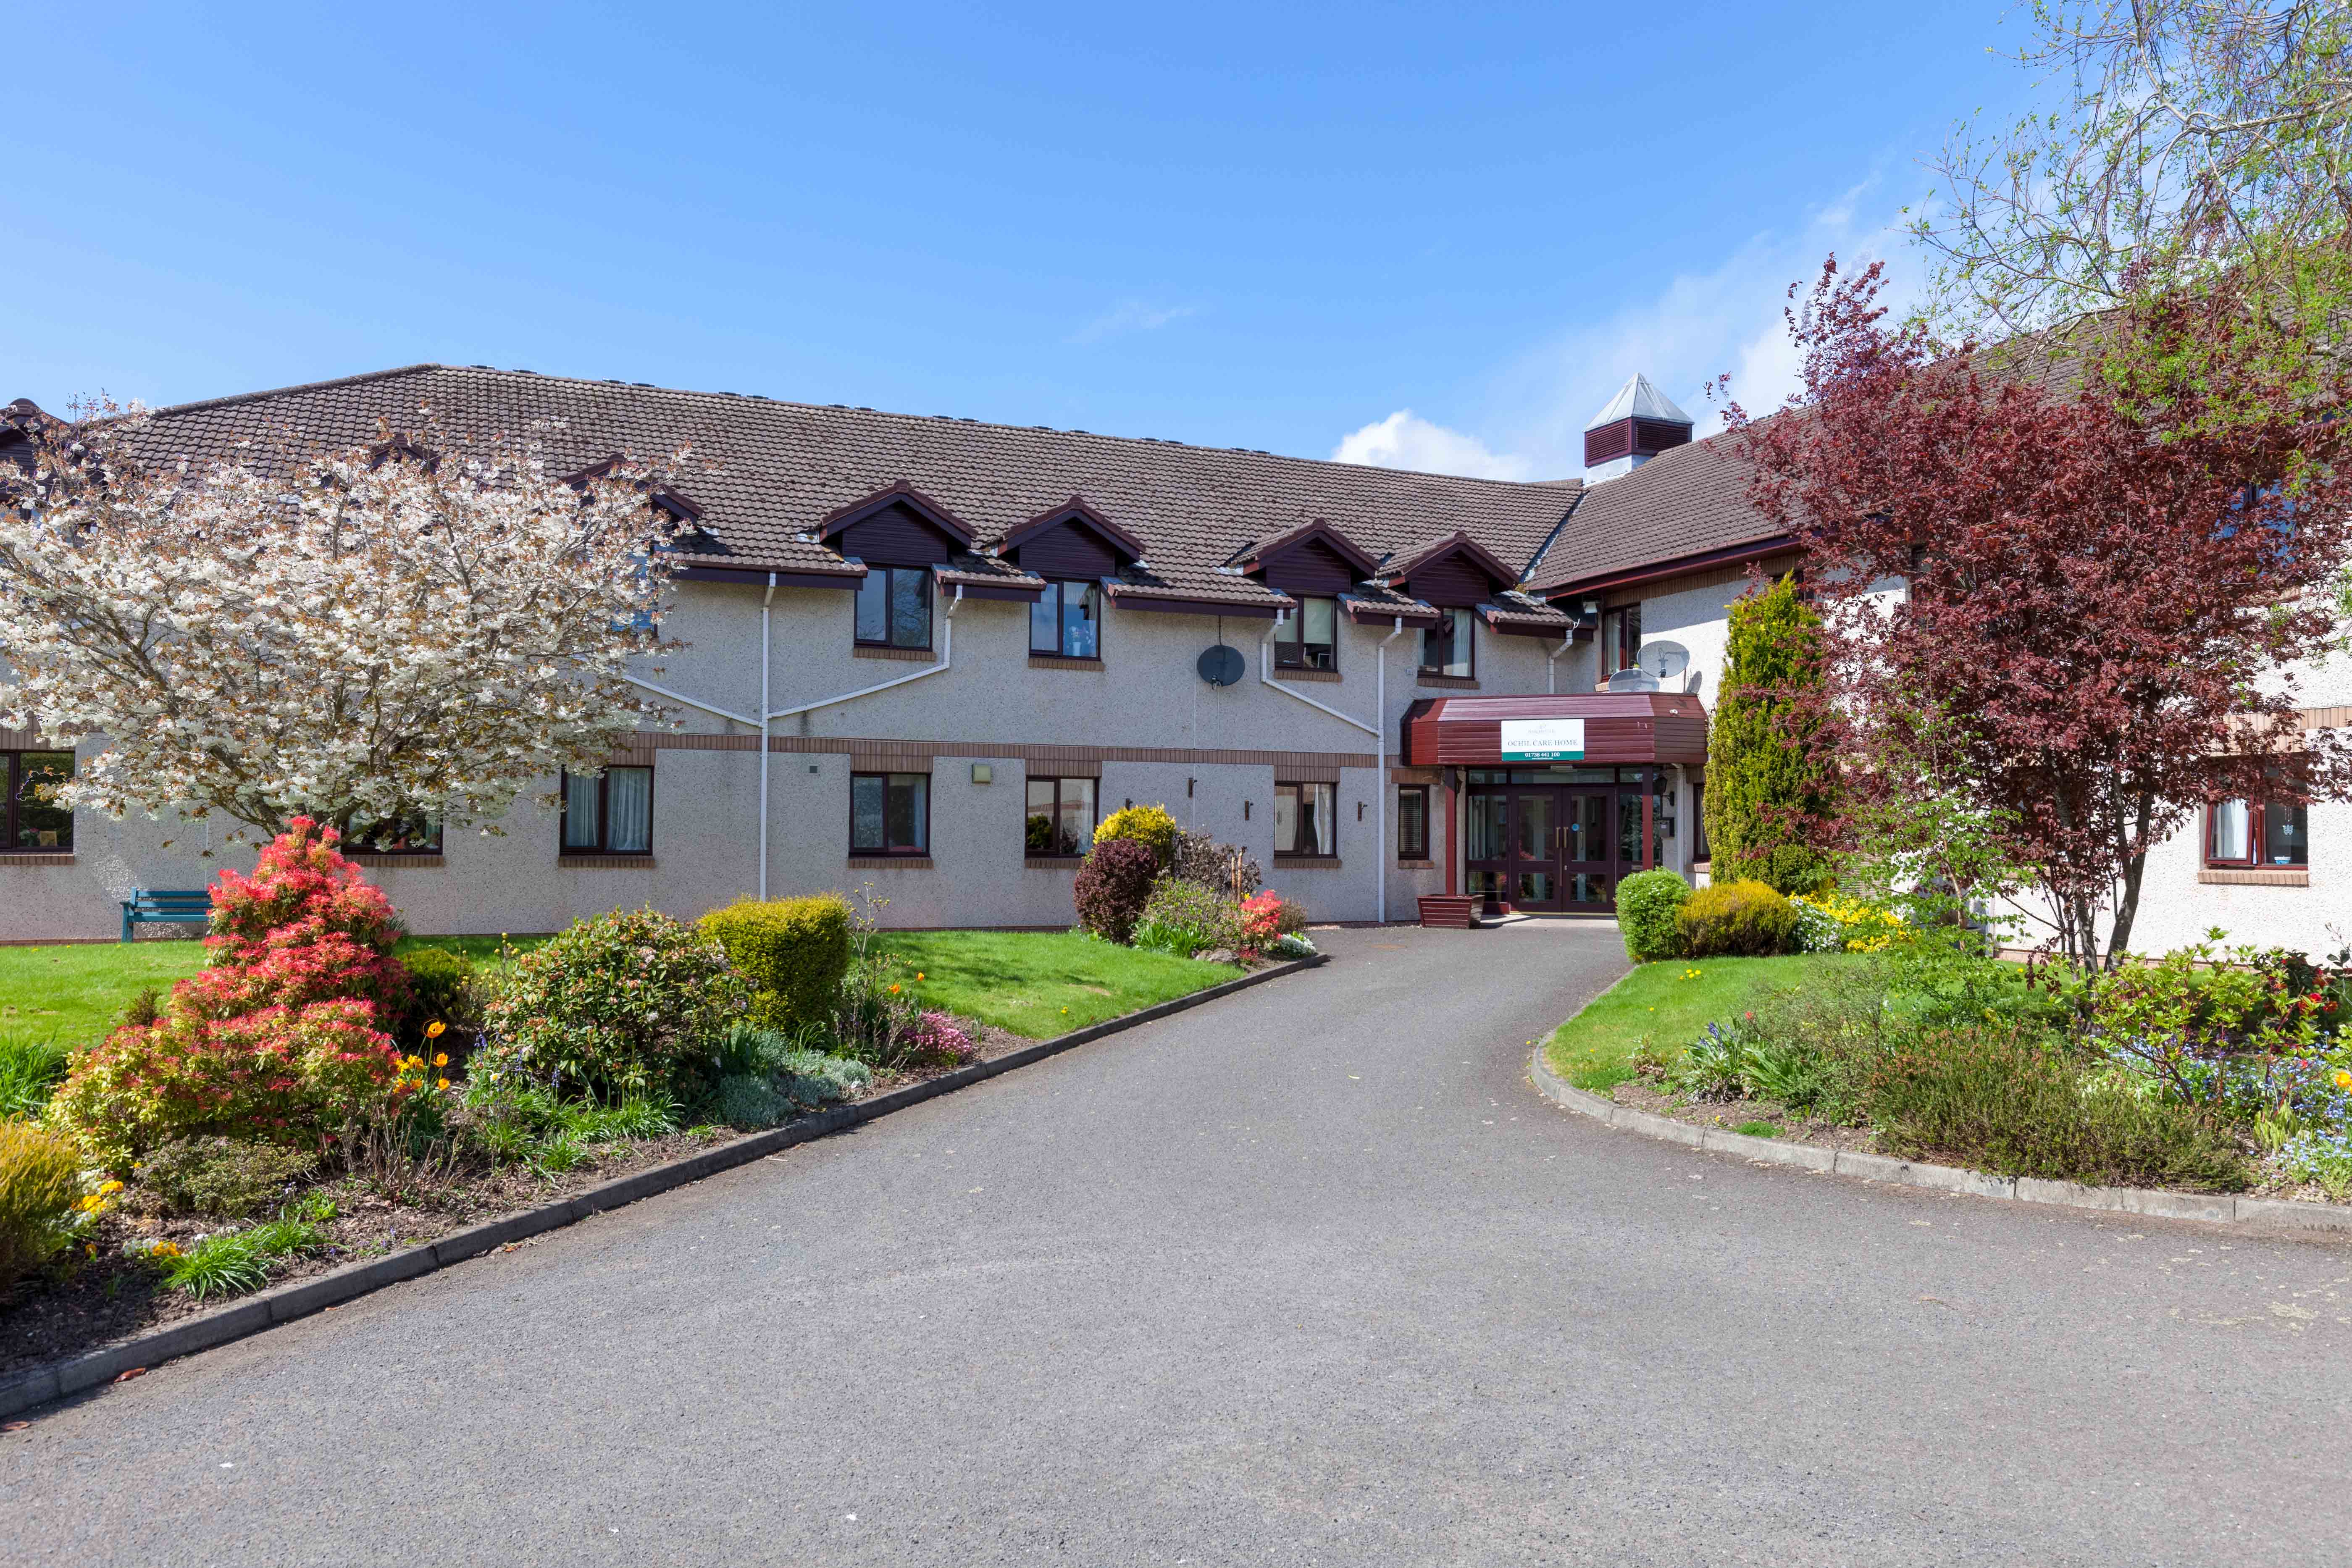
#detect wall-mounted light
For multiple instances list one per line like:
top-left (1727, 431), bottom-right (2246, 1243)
top-left (970, 763), bottom-right (992, 785)
top-left (1243, 800), bottom-right (1252, 821)
top-left (1356, 801), bottom-right (1365, 822)
top-left (1186, 777), bottom-right (1196, 798)
top-left (1125, 798), bottom-right (1133, 810)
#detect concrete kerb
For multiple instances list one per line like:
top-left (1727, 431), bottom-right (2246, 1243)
top-left (0, 953), bottom-right (1330, 1421)
top-left (1528, 1039), bottom-right (2352, 1232)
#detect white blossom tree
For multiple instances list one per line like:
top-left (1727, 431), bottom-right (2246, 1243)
top-left (0, 402), bottom-right (694, 848)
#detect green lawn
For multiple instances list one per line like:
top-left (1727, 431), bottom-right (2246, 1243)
top-left (875, 930), bottom-right (1242, 1039)
top-left (0, 935), bottom-right (541, 1053)
top-left (1543, 954), bottom-right (1847, 1093)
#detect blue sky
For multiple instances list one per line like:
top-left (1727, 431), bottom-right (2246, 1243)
top-left (7, 3), bottom-right (2025, 480)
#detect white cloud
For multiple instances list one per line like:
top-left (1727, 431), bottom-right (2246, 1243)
top-left (1330, 409), bottom-right (1538, 481)
top-left (1070, 301), bottom-right (1197, 344)
top-left (1324, 173), bottom-right (1920, 482)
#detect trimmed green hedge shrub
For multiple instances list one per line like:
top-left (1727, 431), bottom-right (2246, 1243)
top-left (1676, 879), bottom-right (1798, 957)
top-left (701, 895), bottom-right (853, 1030)
top-left (1615, 869), bottom-right (1691, 961)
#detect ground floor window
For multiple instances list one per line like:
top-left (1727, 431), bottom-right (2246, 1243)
top-left (1274, 780), bottom-right (1335, 857)
top-left (347, 808), bottom-right (444, 855)
top-left (1396, 785), bottom-right (1429, 860)
top-left (2208, 798), bottom-right (2308, 867)
top-left (4, 751), bottom-right (74, 852)
top-left (561, 765), bottom-right (653, 855)
top-left (853, 772), bottom-right (930, 855)
top-left (1026, 776), bottom-right (1096, 856)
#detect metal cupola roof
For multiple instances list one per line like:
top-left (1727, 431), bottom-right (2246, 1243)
top-left (1583, 373), bottom-right (1693, 432)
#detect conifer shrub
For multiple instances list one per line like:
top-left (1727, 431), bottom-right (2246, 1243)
top-left (700, 894), bottom-right (854, 1030)
top-left (0, 1119), bottom-right (82, 1291)
top-left (1676, 879), bottom-right (1799, 957)
top-left (1093, 804), bottom-right (1180, 869)
top-left (1074, 838), bottom-right (1159, 943)
top-left (1704, 575), bottom-right (1838, 894)
top-left (1614, 869), bottom-right (1692, 961)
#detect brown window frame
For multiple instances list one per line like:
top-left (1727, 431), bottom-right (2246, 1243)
top-left (1029, 580), bottom-right (1103, 659)
top-left (854, 566), bottom-right (935, 651)
top-left (1274, 780), bottom-right (1337, 858)
top-left (560, 765), bottom-right (655, 856)
top-left (851, 771), bottom-right (930, 856)
top-left (1395, 784), bottom-right (1430, 861)
top-left (3, 750), bottom-right (75, 854)
top-left (1273, 596), bottom-right (1339, 672)
top-left (1418, 608), bottom-right (1475, 678)
top-left (2205, 798), bottom-right (2308, 868)
top-left (346, 809), bottom-right (445, 856)
top-left (1024, 775), bottom-right (1097, 857)
top-left (1600, 601), bottom-right (1642, 673)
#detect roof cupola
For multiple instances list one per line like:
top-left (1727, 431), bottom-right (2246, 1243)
top-left (1582, 374), bottom-right (1692, 482)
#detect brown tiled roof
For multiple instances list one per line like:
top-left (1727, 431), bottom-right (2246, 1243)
top-left (116, 365), bottom-right (1587, 610)
top-left (1524, 433), bottom-right (1785, 596)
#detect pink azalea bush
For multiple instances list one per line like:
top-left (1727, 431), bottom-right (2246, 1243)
top-left (50, 819), bottom-right (412, 1171)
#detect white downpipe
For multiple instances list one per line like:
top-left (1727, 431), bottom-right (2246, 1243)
top-left (1257, 615), bottom-right (1378, 735)
top-left (1547, 633), bottom-right (1572, 694)
top-left (770, 584), bottom-right (962, 722)
top-left (758, 573), bottom-right (776, 901)
top-left (621, 674), bottom-right (757, 728)
top-left (1376, 616), bottom-right (1408, 924)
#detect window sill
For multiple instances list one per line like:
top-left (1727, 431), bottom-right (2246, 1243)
top-left (1273, 855), bottom-right (1343, 869)
top-left (1416, 675), bottom-right (1480, 688)
top-left (347, 853), bottom-right (445, 867)
top-left (1394, 858), bottom-right (1434, 870)
top-left (0, 852), bottom-right (74, 867)
top-left (559, 855), bottom-right (655, 869)
top-left (1029, 655), bottom-right (1105, 671)
top-left (1025, 855), bottom-right (1085, 869)
top-left (853, 645), bottom-right (937, 662)
top-left (1272, 668), bottom-right (1343, 683)
top-left (849, 855), bottom-right (933, 869)
top-left (2199, 866), bottom-right (2310, 886)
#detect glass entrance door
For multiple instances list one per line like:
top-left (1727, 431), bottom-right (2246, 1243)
top-left (1461, 770), bottom-right (1661, 916)
top-left (1561, 790), bottom-right (1612, 909)
top-left (1506, 790), bottom-right (1558, 910)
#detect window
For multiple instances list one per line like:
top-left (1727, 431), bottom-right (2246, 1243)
top-left (1396, 785), bottom-right (1429, 861)
top-left (1600, 601), bottom-right (1642, 673)
top-left (1025, 776), bottom-right (1097, 856)
top-left (1274, 596), bottom-right (1338, 672)
top-left (851, 772), bottom-right (930, 855)
top-left (4, 751), bottom-right (73, 852)
top-left (2208, 798), bottom-right (2309, 867)
top-left (1274, 780), bottom-right (1335, 857)
top-left (1030, 580), bottom-right (1101, 658)
top-left (560, 766), bottom-right (653, 855)
top-left (347, 808), bottom-right (443, 856)
top-left (1419, 608), bottom-right (1474, 678)
top-left (854, 567), bottom-right (933, 650)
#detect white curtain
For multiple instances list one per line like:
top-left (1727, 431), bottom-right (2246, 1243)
top-left (607, 767), bottom-right (652, 853)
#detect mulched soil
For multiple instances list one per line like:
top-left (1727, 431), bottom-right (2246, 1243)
top-left (1, 1019), bottom-right (1042, 1382)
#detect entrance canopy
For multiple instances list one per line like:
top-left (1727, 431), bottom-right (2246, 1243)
top-left (1400, 693), bottom-right (1707, 769)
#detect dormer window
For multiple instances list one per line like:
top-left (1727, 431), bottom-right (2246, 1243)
top-left (1275, 597), bottom-right (1338, 671)
top-left (1419, 608), bottom-right (1474, 678)
top-left (1030, 580), bottom-right (1101, 658)
top-left (856, 567), bottom-right (933, 649)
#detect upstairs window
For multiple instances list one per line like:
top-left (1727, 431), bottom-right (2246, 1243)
top-left (1419, 608), bottom-right (1474, 678)
top-left (562, 766), bottom-right (653, 856)
top-left (1274, 780), bottom-right (1335, 857)
top-left (851, 772), bottom-right (930, 856)
top-left (855, 567), bottom-right (933, 650)
top-left (1025, 776), bottom-right (1096, 856)
top-left (1600, 602), bottom-right (1642, 673)
top-left (2208, 798), bottom-right (2308, 867)
top-left (4, 751), bottom-right (74, 853)
top-left (1274, 597), bottom-right (1338, 672)
top-left (1030, 580), bottom-right (1101, 658)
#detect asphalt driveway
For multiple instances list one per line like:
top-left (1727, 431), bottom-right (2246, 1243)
top-left (8, 922), bottom-right (2349, 1566)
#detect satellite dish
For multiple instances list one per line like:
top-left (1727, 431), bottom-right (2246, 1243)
top-left (1636, 641), bottom-right (1690, 682)
top-left (1606, 667), bottom-right (1661, 693)
top-left (1196, 643), bottom-right (1246, 687)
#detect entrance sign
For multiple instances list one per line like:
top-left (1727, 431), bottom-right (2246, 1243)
top-left (1499, 717), bottom-right (1586, 762)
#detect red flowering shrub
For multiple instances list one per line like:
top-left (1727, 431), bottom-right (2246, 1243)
top-left (48, 818), bottom-right (410, 1170)
top-left (1237, 891), bottom-right (1306, 954)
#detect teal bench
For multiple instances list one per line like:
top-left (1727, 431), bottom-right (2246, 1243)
top-left (120, 888), bottom-right (212, 943)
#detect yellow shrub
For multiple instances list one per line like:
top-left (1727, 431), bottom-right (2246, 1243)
top-left (699, 894), bottom-right (854, 1030)
top-left (1093, 804), bottom-right (1179, 868)
top-left (0, 1119), bottom-right (82, 1291)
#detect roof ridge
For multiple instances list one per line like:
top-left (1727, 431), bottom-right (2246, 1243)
top-left (150, 364), bottom-right (446, 420)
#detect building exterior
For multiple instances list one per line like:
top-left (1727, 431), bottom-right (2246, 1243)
top-left (1, 363), bottom-right (2341, 956)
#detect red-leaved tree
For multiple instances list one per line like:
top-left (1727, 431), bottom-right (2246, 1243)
top-left (1729, 258), bottom-right (2352, 968)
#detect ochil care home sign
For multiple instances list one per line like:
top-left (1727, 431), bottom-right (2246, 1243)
top-left (1498, 717), bottom-right (1586, 763)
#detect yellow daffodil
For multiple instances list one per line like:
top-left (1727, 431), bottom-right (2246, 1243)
top-left (97, 1180), bottom-right (124, 1195)
top-left (437, 1077), bottom-right (451, 1090)
top-left (426, 1021), bottom-right (447, 1039)
top-left (433, 1052), bottom-right (448, 1067)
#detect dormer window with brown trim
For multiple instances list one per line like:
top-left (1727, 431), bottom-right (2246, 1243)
top-left (1419, 607), bottom-right (1474, 678)
top-left (856, 567), bottom-right (933, 650)
top-left (1275, 597), bottom-right (1338, 671)
top-left (1030, 580), bottom-right (1101, 658)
